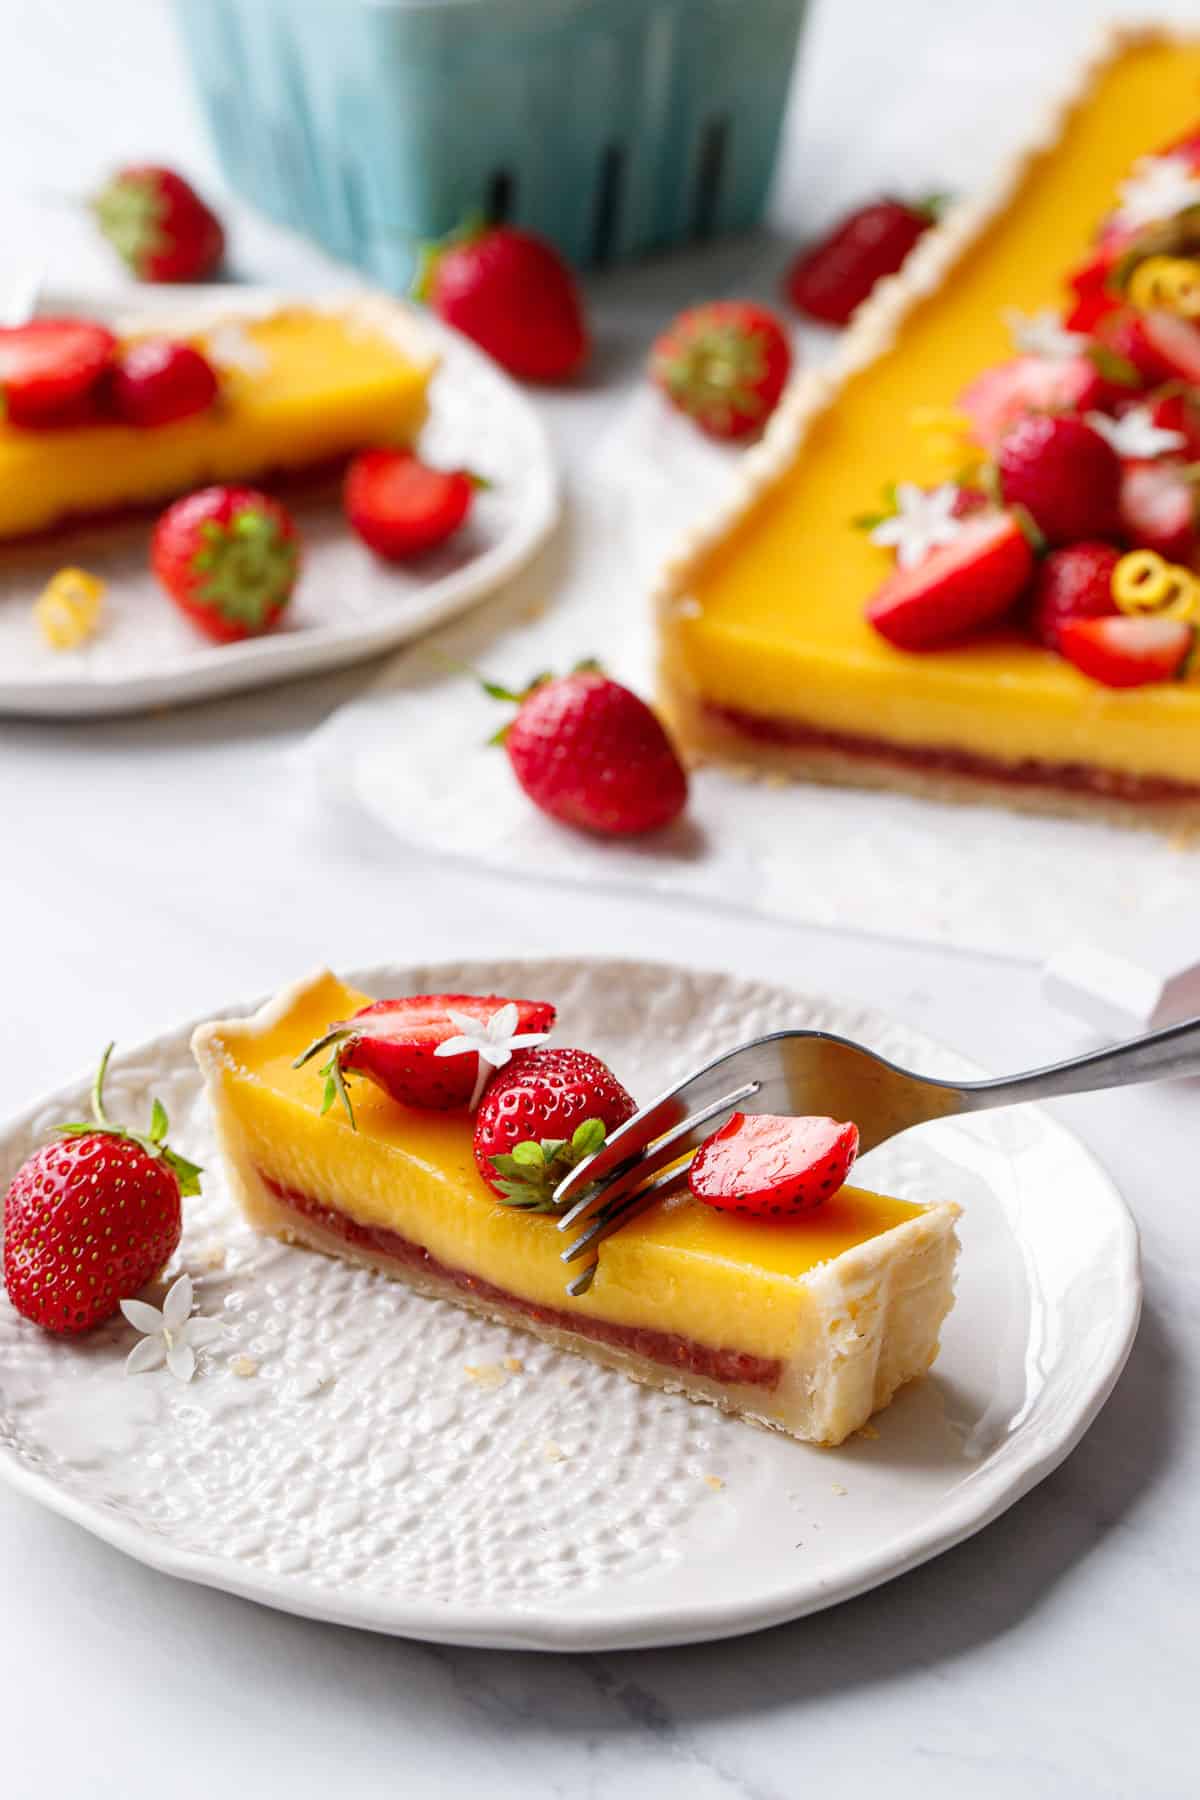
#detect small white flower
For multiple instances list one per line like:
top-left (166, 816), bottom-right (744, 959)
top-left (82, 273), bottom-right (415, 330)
top-left (433, 1002), bottom-right (551, 1107)
top-left (1114, 154), bottom-right (1200, 231)
top-left (121, 1274), bottom-right (222, 1383)
top-left (1004, 307), bottom-right (1089, 361)
top-left (870, 482), bottom-right (965, 569)
top-left (203, 321), bottom-right (270, 377)
top-left (1085, 406), bottom-right (1187, 460)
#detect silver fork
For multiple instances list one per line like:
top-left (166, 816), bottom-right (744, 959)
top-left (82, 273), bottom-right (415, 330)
top-left (552, 1015), bottom-right (1200, 1295)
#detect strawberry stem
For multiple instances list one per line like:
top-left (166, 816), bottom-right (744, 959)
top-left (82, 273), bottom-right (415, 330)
top-left (56, 1044), bottom-right (202, 1197)
top-left (490, 1117), bottom-right (607, 1211)
top-left (293, 1026), bottom-right (358, 1129)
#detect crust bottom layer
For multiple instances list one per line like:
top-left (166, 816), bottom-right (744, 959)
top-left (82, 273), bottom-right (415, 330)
top-left (662, 680), bottom-right (1200, 835)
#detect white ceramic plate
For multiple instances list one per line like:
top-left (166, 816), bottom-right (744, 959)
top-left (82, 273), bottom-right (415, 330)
top-left (0, 290), bottom-right (558, 718)
top-left (0, 958), bottom-right (1139, 1650)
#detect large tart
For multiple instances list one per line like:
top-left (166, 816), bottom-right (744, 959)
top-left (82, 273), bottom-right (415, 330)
top-left (656, 29), bottom-right (1200, 826)
top-left (192, 971), bottom-right (961, 1446)
top-left (0, 299), bottom-right (435, 541)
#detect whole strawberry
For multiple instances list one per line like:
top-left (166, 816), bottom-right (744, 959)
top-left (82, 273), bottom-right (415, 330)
top-left (93, 165), bottom-right (225, 283)
top-left (487, 666), bottom-right (688, 837)
top-left (294, 993), bottom-right (556, 1122)
top-left (1027, 541), bottom-right (1121, 650)
top-left (474, 1047), bottom-right (636, 1208)
top-left (785, 197), bottom-right (941, 325)
top-left (650, 302), bottom-right (792, 441)
top-left (417, 224), bottom-right (588, 382)
top-left (996, 414), bottom-right (1122, 545)
top-left (151, 484), bottom-right (300, 642)
top-left (3, 1045), bottom-right (200, 1335)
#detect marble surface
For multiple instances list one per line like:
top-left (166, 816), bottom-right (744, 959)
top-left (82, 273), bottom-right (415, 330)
top-left (1, 0), bottom-right (1196, 1794)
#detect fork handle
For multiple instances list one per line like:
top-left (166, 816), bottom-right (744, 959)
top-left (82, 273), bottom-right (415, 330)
top-left (959, 1013), bottom-right (1200, 1110)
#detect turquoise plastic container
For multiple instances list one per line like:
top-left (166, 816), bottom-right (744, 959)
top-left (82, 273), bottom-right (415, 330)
top-left (173, 0), bottom-right (807, 284)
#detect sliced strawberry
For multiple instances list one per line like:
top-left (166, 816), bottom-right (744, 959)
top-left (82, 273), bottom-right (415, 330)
top-left (689, 1114), bottom-right (860, 1218)
top-left (958, 354), bottom-right (1110, 448)
top-left (1119, 459), bottom-right (1198, 562)
top-left (0, 317), bottom-right (116, 428)
top-left (344, 449), bottom-right (476, 559)
top-left (1027, 542), bottom-right (1121, 650)
top-left (1095, 310), bottom-right (1175, 386)
top-left (1136, 312), bottom-right (1200, 386)
top-left (1058, 615), bottom-right (1194, 688)
top-left (1146, 388), bottom-right (1200, 460)
top-left (865, 511), bottom-right (1034, 650)
top-left (294, 994), bottom-right (557, 1119)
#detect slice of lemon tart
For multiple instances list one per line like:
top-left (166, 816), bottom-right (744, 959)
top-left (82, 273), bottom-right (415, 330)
top-left (192, 971), bottom-right (960, 1445)
top-left (656, 29), bottom-right (1200, 826)
top-left (0, 298), bottom-right (435, 541)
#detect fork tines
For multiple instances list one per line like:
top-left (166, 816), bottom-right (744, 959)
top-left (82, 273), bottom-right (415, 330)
top-left (555, 1077), bottom-right (760, 1294)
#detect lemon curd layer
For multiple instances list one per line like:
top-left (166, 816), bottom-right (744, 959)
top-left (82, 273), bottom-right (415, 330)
top-left (664, 35), bottom-right (1200, 785)
top-left (0, 304), bottom-right (434, 540)
top-left (196, 973), bottom-right (928, 1365)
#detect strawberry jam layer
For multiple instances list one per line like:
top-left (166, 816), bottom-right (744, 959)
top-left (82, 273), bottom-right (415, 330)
top-left (260, 1173), bottom-right (783, 1391)
top-left (705, 702), bottom-right (1200, 804)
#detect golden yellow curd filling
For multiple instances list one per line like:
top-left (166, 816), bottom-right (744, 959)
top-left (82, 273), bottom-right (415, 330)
top-left (668, 37), bottom-right (1200, 783)
top-left (211, 975), bottom-right (925, 1363)
top-left (0, 308), bottom-right (433, 539)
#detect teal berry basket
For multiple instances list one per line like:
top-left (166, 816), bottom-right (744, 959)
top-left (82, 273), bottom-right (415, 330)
top-left (172, 0), bottom-right (808, 284)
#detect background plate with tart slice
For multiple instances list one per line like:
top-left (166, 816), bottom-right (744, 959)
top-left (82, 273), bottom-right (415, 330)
top-left (0, 288), bottom-right (558, 719)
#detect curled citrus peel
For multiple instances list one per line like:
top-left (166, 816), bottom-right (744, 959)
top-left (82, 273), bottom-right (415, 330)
top-left (35, 567), bottom-right (105, 650)
top-left (1112, 548), bottom-right (1200, 621)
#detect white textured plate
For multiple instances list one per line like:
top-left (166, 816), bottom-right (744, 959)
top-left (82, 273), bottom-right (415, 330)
top-left (0, 958), bottom-right (1139, 1650)
top-left (0, 289), bottom-right (558, 718)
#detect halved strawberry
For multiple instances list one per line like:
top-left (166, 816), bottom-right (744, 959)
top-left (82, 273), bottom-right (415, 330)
top-left (344, 449), bottom-right (477, 560)
top-left (1146, 388), bottom-right (1200, 460)
top-left (958, 354), bottom-right (1111, 448)
top-left (1119, 459), bottom-right (1198, 562)
top-left (865, 511), bottom-right (1034, 650)
top-left (1136, 312), bottom-right (1200, 386)
top-left (294, 994), bottom-right (556, 1121)
top-left (689, 1114), bottom-right (860, 1218)
top-left (1027, 541), bottom-right (1121, 650)
top-left (0, 317), bottom-right (116, 428)
top-left (1058, 615), bottom-right (1194, 688)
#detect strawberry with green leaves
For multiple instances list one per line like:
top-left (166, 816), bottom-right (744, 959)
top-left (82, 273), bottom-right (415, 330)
top-left (651, 301), bottom-right (792, 440)
top-left (474, 1047), bottom-right (636, 1209)
top-left (3, 1045), bottom-right (200, 1335)
top-left (486, 664), bottom-right (689, 837)
top-left (93, 165), bottom-right (225, 284)
top-left (151, 484), bottom-right (301, 642)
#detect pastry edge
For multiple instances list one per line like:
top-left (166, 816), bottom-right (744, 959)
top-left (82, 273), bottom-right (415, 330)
top-left (193, 975), bottom-right (961, 1447)
top-left (660, 671), bottom-right (1200, 836)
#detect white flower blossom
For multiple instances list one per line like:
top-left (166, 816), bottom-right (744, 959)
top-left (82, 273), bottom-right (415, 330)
top-left (1004, 307), bottom-right (1089, 360)
top-left (869, 482), bottom-right (966, 569)
top-left (203, 322), bottom-right (270, 376)
top-left (1085, 406), bottom-right (1187, 460)
top-left (121, 1274), bottom-right (222, 1383)
top-left (1114, 154), bottom-right (1200, 231)
top-left (433, 1002), bottom-right (551, 1107)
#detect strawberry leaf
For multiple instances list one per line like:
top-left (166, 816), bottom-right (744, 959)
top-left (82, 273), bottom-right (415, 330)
top-left (490, 1119), bottom-right (609, 1212)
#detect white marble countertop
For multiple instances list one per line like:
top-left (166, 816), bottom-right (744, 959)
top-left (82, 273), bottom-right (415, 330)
top-left (1, 2), bottom-right (1196, 1794)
